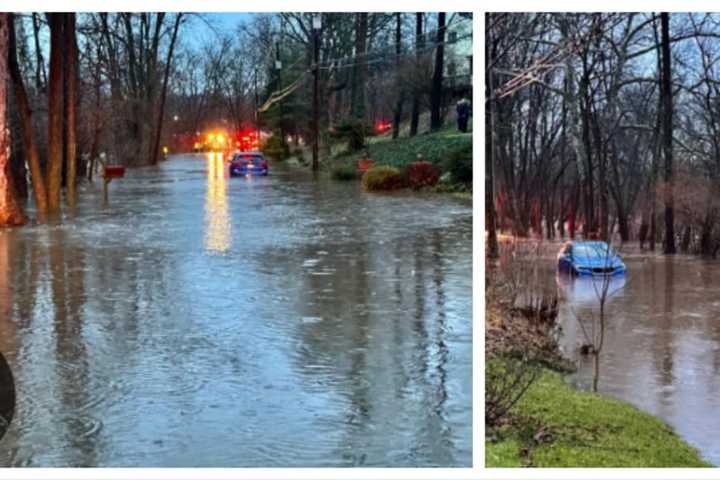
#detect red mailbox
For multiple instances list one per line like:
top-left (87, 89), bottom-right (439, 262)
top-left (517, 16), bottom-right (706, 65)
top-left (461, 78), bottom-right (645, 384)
top-left (104, 165), bottom-right (125, 179)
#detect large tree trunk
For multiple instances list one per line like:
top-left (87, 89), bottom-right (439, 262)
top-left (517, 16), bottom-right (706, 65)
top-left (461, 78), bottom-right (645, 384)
top-left (660, 12), bottom-right (676, 254)
top-left (144, 13), bottom-right (165, 164)
top-left (0, 14), bottom-right (26, 226)
top-left (8, 13), bottom-right (48, 215)
top-left (65, 13), bottom-right (78, 207)
top-left (150, 13), bottom-right (182, 165)
top-left (430, 12), bottom-right (446, 131)
top-left (409, 13), bottom-right (423, 137)
top-left (46, 13), bottom-right (64, 213)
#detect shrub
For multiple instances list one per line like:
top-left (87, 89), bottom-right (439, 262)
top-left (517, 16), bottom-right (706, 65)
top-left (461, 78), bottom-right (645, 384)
top-left (262, 134), bottom-right (290, 160)
top-left (331, 120), bottom-right (372, 152)
top-left (445, 142), bottom-right (472, 184)
top-left (292, 147), bottom-right (304, 162)
top-left (486, 354), bottom-right (541, 429)
top-left (405, 161), bottom-right (440, 189)
top-left (362, 166), bottom-right (404, 191)
top-left (332, 164), bottom-right (357, 181)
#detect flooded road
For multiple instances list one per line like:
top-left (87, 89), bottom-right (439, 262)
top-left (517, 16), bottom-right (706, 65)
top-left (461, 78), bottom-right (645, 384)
top-left (558, 252), bottom-right (720, 466)
top-left (0, 154), bottom-right (472, 467)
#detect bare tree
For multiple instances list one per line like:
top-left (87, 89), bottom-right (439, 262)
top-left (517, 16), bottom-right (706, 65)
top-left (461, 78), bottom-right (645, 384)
top-left (430, 12), bottom-right (446, 131)
top-left (46, 13), bottom-right (64, 214)
top-left (0, 13), bottom-right (26, 226)
top-left (65, 13), bottom-right (78, 207)
top-left (409, 13), bottom-right (424, 137)
top-left (8, 13), bottom-right (47, 214)
top-left (661, 12), bottom-right (676, 254)
top-left (150, 13), bottom-right (183, 165)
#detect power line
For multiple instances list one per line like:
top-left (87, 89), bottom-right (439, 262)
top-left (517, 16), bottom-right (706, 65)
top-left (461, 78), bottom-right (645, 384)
top-left (318, 33), bottom-right (472, 71)
top-left (256, 18), bottom-right (472, 112)
top-left (316, 17), bottom-right (471, 69)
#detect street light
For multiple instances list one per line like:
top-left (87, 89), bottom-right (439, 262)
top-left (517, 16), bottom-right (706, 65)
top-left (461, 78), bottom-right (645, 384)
top-left (173, 115), bottom-right (179, 122)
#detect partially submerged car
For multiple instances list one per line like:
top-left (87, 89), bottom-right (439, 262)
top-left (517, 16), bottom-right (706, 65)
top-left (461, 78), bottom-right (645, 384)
top-left (229, 152), bottom-right (268, 176)
top-left (557, 240), bottom-right (626, 276)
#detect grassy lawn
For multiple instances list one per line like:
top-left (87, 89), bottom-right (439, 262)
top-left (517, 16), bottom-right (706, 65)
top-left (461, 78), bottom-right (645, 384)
top-left (486, 369), bottom-right (711, 468)
top-left (330, 125), bottom-right (472, 170)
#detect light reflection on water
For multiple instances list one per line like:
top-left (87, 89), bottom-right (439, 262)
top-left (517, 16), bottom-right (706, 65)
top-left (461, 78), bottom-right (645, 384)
top-left (205, 152), bottom-right (230, 254)
top-left (0, 154), bottom-right (472, 467)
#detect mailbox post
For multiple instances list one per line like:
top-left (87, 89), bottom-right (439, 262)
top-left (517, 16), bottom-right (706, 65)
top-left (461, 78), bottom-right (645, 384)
top-left (97, 157), bottom-right (125, 204)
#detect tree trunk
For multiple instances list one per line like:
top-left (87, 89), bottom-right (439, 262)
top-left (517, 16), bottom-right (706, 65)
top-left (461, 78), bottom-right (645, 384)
top-left (65, 13), bottom-right (78, 207)
top-left (8, 13), bottom-right (48, 215)
top-left (409, 13), bottom-right (423, 137)
top-left (391, 13), bottom-right (403, 140)
top-left (46, 13), bottom-right (64, 214)
top-left (700, 220), bottom-right (713, 256)
top-left (486, 19), bottom-right (499, 259)
top-left (430, 12), bottom-right (446, 131)
top-left (661, 12), bottom-right (676, 254)
top-left (617, 206), bottom-right (630, 242)
top-left (144, 13), bottom-right (165, 164)
top-left (150, 13), bottom-right (182, 165)
top-left (351, 13), bottom-right (368, 122)
top-left (0, 14), bottom-right (26, 226)
top-left (31, 13), bottom-right (47, 92)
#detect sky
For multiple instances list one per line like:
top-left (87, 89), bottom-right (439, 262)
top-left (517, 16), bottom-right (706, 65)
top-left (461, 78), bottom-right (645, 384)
top-left (185, 12), bottom-right (255, 48)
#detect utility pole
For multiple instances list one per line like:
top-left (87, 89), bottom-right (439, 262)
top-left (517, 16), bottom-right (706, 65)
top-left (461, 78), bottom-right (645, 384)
top-left (276, 39), bottom-right (283, 142)
top-left (254, 69), bottom-right (260, 150)
top-left (312, 14), bottom-right (321, 172)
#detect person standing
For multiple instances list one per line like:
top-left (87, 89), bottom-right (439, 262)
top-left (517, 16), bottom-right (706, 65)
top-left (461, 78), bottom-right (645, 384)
top-left (456, 97), bottom-right (471, 133)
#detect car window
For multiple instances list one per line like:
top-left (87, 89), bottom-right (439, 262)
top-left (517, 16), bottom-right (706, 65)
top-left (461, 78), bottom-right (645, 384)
top-left (574, 244), bottom-right (613, 259)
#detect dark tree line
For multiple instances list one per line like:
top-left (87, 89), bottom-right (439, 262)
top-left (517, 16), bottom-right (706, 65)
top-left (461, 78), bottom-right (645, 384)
top-left (487, 12), bottom-right (720, 257)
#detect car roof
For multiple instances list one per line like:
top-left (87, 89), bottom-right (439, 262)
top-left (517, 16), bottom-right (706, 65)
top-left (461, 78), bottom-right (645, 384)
top-left (571, 240), bottom-right (609, 247)
top-left (233, 151), bottom-right (263, 156)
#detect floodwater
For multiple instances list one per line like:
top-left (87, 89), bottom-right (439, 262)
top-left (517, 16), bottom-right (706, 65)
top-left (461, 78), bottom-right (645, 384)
top-left (557, 252), bottom-right (720, 466)
top-left (0, 154), bottom-right (472, 467)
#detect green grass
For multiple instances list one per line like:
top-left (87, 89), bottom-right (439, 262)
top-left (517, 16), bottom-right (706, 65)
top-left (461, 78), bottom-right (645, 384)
top-left (486, 369), bottom-right (711, 468)
top-left (329, 125), bottom-right (472, 171)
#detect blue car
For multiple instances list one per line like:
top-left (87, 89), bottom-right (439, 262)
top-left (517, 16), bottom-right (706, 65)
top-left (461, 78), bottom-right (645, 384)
top-left (557, 241), bottom-right (626, 276)
top-left (229, 152), bottom-right (268, 176)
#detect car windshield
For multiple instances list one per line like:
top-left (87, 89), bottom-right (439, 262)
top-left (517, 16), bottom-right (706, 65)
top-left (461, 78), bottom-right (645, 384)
top-left (573, 243), bottom-right (615, 260)
top-left (234, 154), bottom-right (261, 162)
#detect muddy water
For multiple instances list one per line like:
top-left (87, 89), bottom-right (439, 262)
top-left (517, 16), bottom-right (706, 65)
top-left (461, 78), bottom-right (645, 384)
top-left (557, 252), bottom-right (720, 465)
top-left (0, 154), bottom-right (472, 467)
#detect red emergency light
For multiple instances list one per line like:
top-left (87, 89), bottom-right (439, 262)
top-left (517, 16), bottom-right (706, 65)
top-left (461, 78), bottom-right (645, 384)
top-left (375, 121), bottom-right (391, 133)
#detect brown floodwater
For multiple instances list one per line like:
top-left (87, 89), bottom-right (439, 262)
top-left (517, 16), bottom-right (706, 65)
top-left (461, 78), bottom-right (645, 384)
top-left (0, 154), bottom-right (472, 467)
top-left (556, 251), bottom-right (720, 465)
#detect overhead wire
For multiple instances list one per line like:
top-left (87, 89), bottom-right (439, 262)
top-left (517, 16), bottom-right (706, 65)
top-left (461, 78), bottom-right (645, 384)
top-left (256, 17), bottom-right (472, 112)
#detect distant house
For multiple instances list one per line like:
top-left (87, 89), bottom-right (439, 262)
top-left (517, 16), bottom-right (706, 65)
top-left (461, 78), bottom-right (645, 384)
top-left (445, 17), bottom-right (473, 98)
